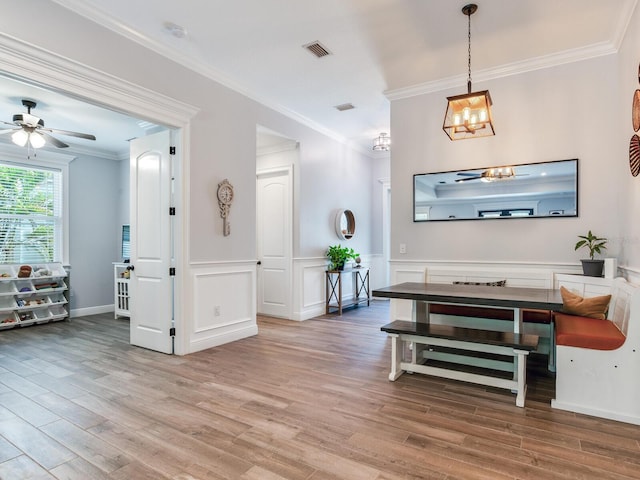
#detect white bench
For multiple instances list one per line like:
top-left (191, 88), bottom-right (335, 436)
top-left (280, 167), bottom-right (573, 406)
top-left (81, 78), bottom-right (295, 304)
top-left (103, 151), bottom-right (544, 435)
top-left (552, 277), bottom-right (640, 425)
top-left (381, 320), bottom-right (539, 407)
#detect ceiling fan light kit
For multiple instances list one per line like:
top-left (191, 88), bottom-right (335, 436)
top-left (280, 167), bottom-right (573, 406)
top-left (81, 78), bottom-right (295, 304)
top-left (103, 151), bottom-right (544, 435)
top-left (443, 3), bottom-right (495, 141)
top-left (1, 99), bottom-right (96, 151)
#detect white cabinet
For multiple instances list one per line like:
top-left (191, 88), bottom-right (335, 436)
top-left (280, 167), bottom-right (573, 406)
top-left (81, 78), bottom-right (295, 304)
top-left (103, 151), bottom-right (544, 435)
top-left (0, 263), bottom-right (69, 330)
top-left (113, 262), bottom-right (131, 319)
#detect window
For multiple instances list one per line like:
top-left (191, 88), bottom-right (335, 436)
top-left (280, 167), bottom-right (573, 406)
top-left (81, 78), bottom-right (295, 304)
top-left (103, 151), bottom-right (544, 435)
top-left (121, 224), bottom-right (130, 260)
top-left (0, 156), bottom-right (66, 264)
top-left (478, 208), bottom-right (534, 218)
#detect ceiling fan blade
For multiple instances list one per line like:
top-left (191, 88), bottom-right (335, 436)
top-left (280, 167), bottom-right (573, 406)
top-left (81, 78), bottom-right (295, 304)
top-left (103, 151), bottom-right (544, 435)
top-left (43, 128), bottom-right (96, 141)
top-left (0, 128), bottom-right (18, 135)
top-left (40, 132), bottom-right (69, 148)
top-left (1, 120), bottom-right (18, 127)
top-left (455, 176), bottom-right (480, 183)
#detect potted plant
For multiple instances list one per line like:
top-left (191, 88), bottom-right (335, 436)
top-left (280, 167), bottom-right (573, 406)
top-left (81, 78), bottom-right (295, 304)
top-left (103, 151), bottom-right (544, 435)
top-left (326, 244), bottom-right (358, 271)
top-left (574, 230), bottom-right (607, 277)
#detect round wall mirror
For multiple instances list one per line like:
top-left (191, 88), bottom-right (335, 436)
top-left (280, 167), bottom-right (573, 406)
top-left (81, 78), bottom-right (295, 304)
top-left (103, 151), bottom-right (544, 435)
top-left (335, 209), bottom-right (356, 240)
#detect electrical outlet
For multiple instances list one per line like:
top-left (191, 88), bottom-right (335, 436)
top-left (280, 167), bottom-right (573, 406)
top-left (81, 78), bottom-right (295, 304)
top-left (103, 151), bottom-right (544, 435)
top-left (214, 305), bottom-right (221, 316)
top-left (399, 243), bottom-right (407, 254)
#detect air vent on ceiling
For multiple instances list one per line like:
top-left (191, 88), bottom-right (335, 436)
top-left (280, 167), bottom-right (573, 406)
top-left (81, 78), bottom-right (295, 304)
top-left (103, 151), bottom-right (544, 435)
top-left (334, 103), bottom-right (355, 112)
top-left (303, 41), bottom-right (332, 58)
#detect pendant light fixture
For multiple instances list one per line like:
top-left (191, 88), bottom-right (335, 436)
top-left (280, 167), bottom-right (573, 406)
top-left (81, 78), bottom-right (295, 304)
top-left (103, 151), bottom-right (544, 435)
top-left (373, 132), bottom-right (390, 151)
top-left (443, 3), bottom-right (495, 141)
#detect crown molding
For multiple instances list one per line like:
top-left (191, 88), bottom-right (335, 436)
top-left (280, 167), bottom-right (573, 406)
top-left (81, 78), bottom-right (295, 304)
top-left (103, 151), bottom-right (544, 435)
top-left (386, 0), bottom-right (639, 101)
top-left (0, 33), bottom-right (199, 128)
top-left (0, 141), bottom-right (76, 166)
top-left (612, 0), bottom-right (639, 50)
top-left (0, 136), bottom-right (125, 161)
top-left (49, 0), bottom-right (348, 147)
top-left (385, 41), bottom-right (618, 101)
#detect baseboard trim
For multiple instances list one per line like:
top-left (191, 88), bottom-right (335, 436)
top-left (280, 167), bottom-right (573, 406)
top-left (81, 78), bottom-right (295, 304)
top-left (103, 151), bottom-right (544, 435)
top-left (551, 399), bottom-right (640, 426)
top-left (188, 324), bottom-right (258, 353)
top-left (70, 304), bottom-right (113, 318)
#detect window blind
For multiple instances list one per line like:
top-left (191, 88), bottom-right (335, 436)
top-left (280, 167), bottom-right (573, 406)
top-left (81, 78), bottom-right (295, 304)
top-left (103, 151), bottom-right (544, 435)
top-left (0, 162), bottom-right (62, 263)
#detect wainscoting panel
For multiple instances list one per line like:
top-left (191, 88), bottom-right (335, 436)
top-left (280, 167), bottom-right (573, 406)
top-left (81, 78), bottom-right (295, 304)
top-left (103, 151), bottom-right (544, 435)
top-left (187, 261), bottom-right (257, 353)
top-left (427, 266), bottom-right (556, 288)
top-left (386, 260), bottom-right (586, 323)
top-left (388, 262), bottom-right (427, 321)
top-left (293, 255), bottom-right (384, 321)
top-left (293, 258), bottom-right (327, 321)
top-left (621, 266), bottom-right (640, 285)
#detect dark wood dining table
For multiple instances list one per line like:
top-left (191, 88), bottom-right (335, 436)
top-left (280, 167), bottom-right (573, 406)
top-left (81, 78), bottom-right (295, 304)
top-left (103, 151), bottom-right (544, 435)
top-left (372, 282), bottom-right (563, 334)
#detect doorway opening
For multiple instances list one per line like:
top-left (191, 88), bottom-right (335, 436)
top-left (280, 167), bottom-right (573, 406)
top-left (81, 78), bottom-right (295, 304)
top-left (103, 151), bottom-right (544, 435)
top-left (0, 36), bottom-right (197, 354)
top-left (256, 126), bottom-right (296, 319)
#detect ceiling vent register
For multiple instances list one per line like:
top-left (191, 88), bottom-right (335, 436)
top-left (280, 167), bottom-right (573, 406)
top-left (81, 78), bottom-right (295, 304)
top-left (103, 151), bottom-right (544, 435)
top-left (303, 41), bottom-right (332, 58)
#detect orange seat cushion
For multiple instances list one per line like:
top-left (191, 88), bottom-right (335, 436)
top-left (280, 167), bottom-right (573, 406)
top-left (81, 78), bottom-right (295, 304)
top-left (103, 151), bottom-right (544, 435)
top-left (555, 313), bottom-right (626, 350)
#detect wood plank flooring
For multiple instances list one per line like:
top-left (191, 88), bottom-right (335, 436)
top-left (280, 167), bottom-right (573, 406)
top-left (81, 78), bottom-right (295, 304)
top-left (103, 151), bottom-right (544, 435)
top-left (0, 301), bottom-right (639, 479)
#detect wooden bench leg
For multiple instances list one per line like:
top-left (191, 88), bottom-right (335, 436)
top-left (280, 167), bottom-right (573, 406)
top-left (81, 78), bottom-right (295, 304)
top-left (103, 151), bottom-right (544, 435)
top-left (514, 349), bottom-right (529, 407)
top-left (388, 334), bottom-right (405, 381)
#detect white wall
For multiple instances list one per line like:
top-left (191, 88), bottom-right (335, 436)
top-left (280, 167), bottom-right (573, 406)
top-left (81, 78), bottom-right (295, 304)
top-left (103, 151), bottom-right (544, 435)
top-left (68, 153), bottom-right (121, 312)
top-left (617, 2), bottom-right (640, 281)
top-left (117, 157), bottom-right (129, 235)
top-left (390, 54), bottom-right (624, 267)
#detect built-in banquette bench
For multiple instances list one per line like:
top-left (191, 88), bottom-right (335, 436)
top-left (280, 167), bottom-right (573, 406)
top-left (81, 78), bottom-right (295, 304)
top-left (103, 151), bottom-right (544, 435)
top-left (552, 277), bottom-right (640, 425)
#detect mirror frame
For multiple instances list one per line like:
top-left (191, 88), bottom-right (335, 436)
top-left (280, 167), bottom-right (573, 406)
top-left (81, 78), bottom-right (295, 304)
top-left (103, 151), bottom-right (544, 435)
top-left (413, 159), bottom-right (579, 222)
top-left (335, 209), bottom-right (356, 239)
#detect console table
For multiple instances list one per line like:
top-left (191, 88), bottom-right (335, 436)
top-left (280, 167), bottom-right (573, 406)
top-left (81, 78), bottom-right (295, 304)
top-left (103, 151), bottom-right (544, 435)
top-left (325, 267), bottom-right (370, 315)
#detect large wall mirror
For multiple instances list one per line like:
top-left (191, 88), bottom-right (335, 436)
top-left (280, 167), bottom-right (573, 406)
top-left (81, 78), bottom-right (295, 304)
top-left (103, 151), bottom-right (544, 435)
top-left (413, 159), bottom-right (578, 222)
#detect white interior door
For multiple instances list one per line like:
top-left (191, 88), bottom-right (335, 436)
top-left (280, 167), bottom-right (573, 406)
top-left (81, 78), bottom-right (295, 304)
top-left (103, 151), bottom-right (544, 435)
top-left (256, 168), bottom-right (292, 318)
top-left (129, 130), bottom-right (174, 353)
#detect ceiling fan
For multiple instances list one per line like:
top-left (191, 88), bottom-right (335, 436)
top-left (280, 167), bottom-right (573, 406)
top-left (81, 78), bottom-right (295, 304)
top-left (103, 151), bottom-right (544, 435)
top-left (0, 99), bottom-right (96, 149)
top-left (456, 167), bottom-right (529, 183)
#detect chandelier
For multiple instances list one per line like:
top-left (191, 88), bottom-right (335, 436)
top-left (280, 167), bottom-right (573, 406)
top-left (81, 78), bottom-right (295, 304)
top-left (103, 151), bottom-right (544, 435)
top-left (443, 4), bottom-right (495, 141)
top-left (373, 133), bottom-right (390, 151)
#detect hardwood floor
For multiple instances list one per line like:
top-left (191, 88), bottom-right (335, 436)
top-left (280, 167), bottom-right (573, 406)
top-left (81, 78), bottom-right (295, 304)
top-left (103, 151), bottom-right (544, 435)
top-left (0, 301), bottom-right (639, 479)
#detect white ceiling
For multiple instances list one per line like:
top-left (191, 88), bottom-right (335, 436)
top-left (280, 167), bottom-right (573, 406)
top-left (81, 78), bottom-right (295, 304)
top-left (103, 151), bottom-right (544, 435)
top-left (2, 0), bottom-right (637, 157)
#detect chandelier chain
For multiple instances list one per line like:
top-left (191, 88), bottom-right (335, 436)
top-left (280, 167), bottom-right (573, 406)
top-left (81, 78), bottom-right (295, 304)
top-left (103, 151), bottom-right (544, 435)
top-left (467, 9), bottom-right (472, 93)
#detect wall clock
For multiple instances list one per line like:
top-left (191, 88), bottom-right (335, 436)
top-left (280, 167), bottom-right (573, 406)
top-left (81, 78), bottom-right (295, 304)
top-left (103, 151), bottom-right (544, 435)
top-left (217, 179), bottom-right (234, 236)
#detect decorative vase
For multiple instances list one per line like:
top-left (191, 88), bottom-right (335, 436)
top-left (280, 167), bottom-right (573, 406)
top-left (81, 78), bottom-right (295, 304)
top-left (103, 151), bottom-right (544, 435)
top-left (581, 259), bottom-right (604, 277)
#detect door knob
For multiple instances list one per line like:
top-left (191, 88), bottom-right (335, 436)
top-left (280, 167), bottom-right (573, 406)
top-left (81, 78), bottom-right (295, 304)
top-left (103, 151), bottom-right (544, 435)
top-left (257, 261), bottom-right (262, 265)
top-left (126, 265), bottom-right (135, 271)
